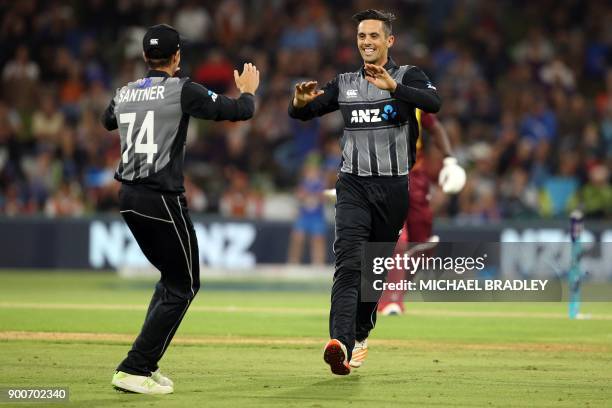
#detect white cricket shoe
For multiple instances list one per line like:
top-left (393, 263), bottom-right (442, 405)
top-left (111, 371), bottom-right (173, 394)
top-left (349, 339), bottom-right (368, 368)
top-left (379, 302), bottom-right (403, 316)
top-left (151, 369), bottom-right (174, 387)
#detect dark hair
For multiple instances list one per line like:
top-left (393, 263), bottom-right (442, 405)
top-left (145, 54), bottom-right (174, 69)
top-left (352, 9), bottom-right (396, 36)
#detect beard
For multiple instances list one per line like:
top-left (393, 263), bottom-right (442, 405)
top-left (360, 49), bottom-right (384, 64)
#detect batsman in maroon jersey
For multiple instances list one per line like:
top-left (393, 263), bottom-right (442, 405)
top-left (378, 110), bottom-right (466, 315)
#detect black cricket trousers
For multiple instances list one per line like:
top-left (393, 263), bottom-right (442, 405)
top-left (331, 172), bottom-right (408, 359)
top-left (116, 184), bottom-right (200, 376)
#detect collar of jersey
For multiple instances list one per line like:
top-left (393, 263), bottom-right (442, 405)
top-left (360, 57), bottom-right (398, 77)
top-left (146, 70), bottom-right (170, 78)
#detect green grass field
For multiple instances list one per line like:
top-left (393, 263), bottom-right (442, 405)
top-left (1, 271), bottom-right (611, 407)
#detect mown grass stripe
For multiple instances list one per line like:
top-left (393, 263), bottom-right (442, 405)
top-left (1, 331), bottom-right (610, 353)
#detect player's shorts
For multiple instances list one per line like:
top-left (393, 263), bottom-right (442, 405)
top-left (294, 213), bottom-right (327, 236)
top-left (400, 166), bottom-right (433, 244)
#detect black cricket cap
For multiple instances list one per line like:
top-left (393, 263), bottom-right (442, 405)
top-left (143, 24), bottom-right (181, 59)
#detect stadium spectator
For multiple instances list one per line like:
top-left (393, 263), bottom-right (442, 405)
top-left (1, 45), bottom-right (39, 111)
top-left (595, 68), bottom-right (612, 116)
top-left (173, 1), bottom-right (212, 45)
top-left (287, 157), bottom-right (327, 265)
top-left (539, 151), bottom-right (581, 217)
top-left (499, 168), bottom-right (539, 219)
top-left (220, 168), bottom-right (262, 218)
top-left (580, 164), bottom-right (612, 219)
top-left (193, 50), bottom-right (235, 93)
top-left (2, 44), bottom-right (39, 82)
top-left (31, 94), bottom-right (65, 145)
top-left (214, 0), bottom-right (246, 49)
top-left (0, 0), bottom-right (609, 221)
top-left (44, 181), bottom-right (84, 217)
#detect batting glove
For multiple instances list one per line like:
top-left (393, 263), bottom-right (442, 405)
top-left (438, 157), bottom-right (466, 194)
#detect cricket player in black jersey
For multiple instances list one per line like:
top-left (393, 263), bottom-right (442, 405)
top-left (289, 10), bottom-right (441, 375)
top-left (101, 24), bottom-right (259, 393)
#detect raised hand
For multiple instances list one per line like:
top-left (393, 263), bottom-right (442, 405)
top-left (234, 63), bottom-right (260, 95)
top-left (364, 63), bottom-right (397, 92)
top-left (293, 81), bottom-right (324, 108)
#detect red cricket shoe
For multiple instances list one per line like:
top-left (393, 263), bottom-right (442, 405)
top-left (323, 339), bottom-right (351, 375)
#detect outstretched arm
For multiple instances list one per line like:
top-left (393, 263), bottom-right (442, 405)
top-left (288, 77), bottom-right (339, 121)
top-left (182, 82), bottom-right (255, 121)
top-left (182, 63), bottom-right (259, 121)
top-left (364, 64), bottom-right (441, 113)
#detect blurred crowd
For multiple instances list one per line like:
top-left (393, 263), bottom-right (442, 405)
top-left (0, 0), bottom-right (610, 221)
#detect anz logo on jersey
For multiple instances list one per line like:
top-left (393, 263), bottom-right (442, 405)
top-left (208, 90), bottom-right (218, 102)
top-left (350, 108), bottom-right (381, 123)
top-left (381, 104), bottom-right (398, 120)
top-left (350, 104), bottom-right (397, 123)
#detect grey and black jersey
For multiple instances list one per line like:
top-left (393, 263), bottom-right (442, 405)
top-left (102, 70), bottom-right (255, 193)
top-left (289, 59), bottom-right (440, 177)
top-left (113, 76), bottom-right (184, 183)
